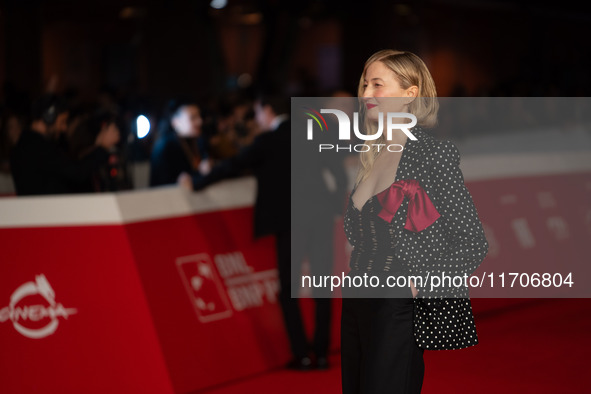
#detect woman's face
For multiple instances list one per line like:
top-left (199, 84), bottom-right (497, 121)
top-left (361, 60), bottom-right (417, 122)
top-left (172, 105), bottom-right (202, 137)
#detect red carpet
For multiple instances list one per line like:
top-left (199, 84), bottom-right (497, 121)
top-left (197, 298), bottom-right (591, 393)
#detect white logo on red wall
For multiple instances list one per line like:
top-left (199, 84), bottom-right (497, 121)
top-left (177, 252), bottom-right (279, 323)
top-left (177, 254), bottom-right (233, 323)
top-left (0, 274), bottom-right (77, 339)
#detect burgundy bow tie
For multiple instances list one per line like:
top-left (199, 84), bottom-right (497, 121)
top-left (375, 179), bottom-right (440, 232)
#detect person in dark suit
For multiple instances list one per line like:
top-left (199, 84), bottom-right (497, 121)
top-left (182, 95), bottom-right (290, 239)
top-left (291, 96), bottom-right (350, 370)
top-left (182, 93), bottom-right (342, 370)
top-left (150, 99), bottom-right (210, 187)
top-left (341, 50), bottom-right (489, 394)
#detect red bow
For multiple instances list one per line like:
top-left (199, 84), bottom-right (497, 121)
top-left (375, 179), bottom-right (440, 232)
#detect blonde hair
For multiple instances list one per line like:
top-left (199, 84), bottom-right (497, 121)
top-left (355, 49), bottom-right (439, 186)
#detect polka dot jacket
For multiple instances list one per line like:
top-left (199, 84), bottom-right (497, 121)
top-left (343, 126), bottom-right (490, 350)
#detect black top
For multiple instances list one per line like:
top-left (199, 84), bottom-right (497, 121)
top-left (344, 181), bottom-right (407, 275)
top-left (9, 129), bottom-right (110, 196)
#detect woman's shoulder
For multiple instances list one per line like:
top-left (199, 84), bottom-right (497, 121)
top-left (416, 129), bottom-right (461, 167)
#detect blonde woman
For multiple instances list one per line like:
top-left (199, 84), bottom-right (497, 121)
top-left (341, 50), bottom-right (489, 393)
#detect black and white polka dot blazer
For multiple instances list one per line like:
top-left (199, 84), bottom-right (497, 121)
top-left (343, 126), bottom-right (490, 350)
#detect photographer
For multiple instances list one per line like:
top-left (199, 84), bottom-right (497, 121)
top-left (10, 94), bottom-right (119, 196)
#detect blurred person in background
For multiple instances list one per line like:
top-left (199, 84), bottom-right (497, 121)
top-left (231, 98), bottom-right (260, 147)
top-left (179, 92), bottom-right (332, 370)
top-left (208, 95), bottom-right (259, 160)
top-left (291, 91), bottom-right (350, 370)
top-left (68, 109), bottom-right (129, 192)
top-left (208, 95), bottom-right (242, 160)
top-left (10, 94), bottom-right (120, 196)
top-left (0, 108), bottom-right (24, 174)
top-left (150, 99), bottom-right (211, 187)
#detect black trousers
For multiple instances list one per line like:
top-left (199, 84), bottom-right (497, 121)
top-left (341, 289), bottom-right (425, 394)
top-left (276, 226), bottom-right (333, 359)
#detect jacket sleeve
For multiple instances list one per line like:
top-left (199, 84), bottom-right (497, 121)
top-left (192, 133), bottom-right (265, 190)
top-left (411, 139), bottom-right (489, 298)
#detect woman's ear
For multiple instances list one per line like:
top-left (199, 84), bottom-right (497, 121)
top-left (406, 85), bottom-right (419, 104)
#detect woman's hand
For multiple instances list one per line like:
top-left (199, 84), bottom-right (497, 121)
top-left (410, 279), bottom-right (419, 298)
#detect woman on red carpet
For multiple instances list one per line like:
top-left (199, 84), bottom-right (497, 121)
top-left (341, 49), bottom-right (489, 393)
